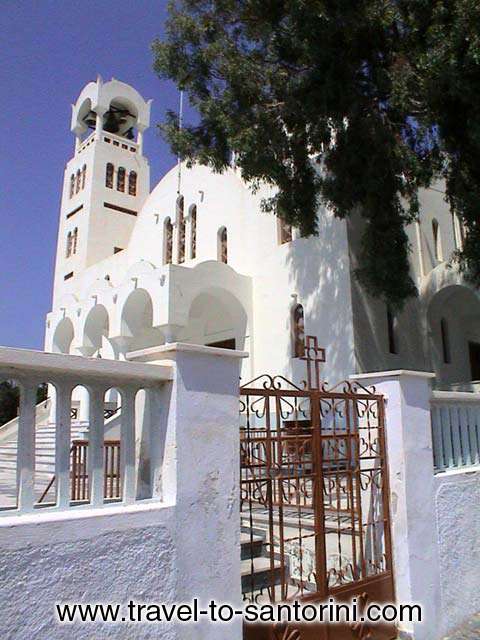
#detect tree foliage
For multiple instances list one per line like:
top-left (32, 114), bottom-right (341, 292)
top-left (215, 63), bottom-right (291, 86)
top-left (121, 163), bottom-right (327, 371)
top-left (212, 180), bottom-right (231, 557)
top-left (152, 0), bottom-right (480, 309)
top-left (0, 382), bottom-right (19, 427)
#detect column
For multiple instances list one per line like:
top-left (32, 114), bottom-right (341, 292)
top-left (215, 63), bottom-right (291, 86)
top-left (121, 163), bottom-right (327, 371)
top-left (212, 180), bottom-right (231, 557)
top-left (129, 342), bottom-right (247, 640)
top-left (350, 370), bottom-right (441, 640)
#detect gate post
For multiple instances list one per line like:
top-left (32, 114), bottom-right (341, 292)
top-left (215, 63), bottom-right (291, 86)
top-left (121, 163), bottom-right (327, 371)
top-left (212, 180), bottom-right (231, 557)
top-left (350, 370), bottom-right (441, 640)
top-left (129, 343), bottom-right (247, 640)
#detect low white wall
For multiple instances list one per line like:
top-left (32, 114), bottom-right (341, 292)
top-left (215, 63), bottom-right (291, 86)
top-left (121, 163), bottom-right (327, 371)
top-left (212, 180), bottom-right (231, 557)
top-left (0, 503), bottom-right (176, 639)
top-left (434, 469), bottom-right (480, 634)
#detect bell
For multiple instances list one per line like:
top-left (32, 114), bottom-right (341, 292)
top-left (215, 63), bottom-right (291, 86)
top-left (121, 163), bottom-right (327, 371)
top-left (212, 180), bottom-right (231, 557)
top-left (103, 110), bottom-right (120, 134)
top-left (83, 111), bottom-right (97, 129)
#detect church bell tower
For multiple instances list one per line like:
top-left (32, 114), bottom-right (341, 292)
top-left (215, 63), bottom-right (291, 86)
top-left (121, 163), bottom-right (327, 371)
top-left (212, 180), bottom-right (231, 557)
top-left (52, 77), bottom-right (151, 306)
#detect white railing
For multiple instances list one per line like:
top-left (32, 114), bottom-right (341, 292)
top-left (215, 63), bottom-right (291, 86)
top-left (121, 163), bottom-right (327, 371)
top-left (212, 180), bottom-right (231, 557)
top-left (431, 391), bottom-right (480, 472)
top-left (0, 347), bottom-right (173, 515)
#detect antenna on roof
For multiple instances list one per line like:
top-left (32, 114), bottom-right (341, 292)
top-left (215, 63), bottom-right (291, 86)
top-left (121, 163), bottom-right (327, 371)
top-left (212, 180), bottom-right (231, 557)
top-left (177, 90), bottom-right (184, 195)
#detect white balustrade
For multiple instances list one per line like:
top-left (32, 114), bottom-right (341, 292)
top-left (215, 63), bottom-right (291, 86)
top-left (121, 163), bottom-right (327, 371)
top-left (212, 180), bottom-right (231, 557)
top-left (431, 390), bottom-right (480, 472)
top-left (0, 346), bottom-right (173, 515)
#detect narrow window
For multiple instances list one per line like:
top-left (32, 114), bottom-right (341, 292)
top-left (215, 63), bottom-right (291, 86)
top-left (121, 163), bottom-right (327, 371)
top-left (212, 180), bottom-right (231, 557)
top-left (292, 304), bottom-right (305, 358)
top-left (106, 163), bottom-right (114, 189)
top-left (75, 169), bottom-right (81, 194)
top-left (441, 318), bottom-right (451, 364)
top-left (164, 217), bottom-right (173, 265)
top-left (387, 307), bottom-right (398, 354)
top-left (278, 218), bottom-right (293, 244)
top-left (66, 232), bottom-right (72, 258)
top-left (117, 167), bottom-right (126, 192)
top-left (81, 164), bottom-right (87, 190)
top-left (69, 174), bottom-right (75, 198)
top-left (218, 227), bottom-right (228, 263)
top-left (177, 196), bottom-right (185, 264)
top-left (128, 171), bottom-right (137, 196)
top-left (452, 213), bottom-right (459, 249)
top-left (190, 205), bottom-right (197, 259)
top-left (72, 227), bottom-right (78, 255)
top-left (432, 218), bottom-right (443, 262)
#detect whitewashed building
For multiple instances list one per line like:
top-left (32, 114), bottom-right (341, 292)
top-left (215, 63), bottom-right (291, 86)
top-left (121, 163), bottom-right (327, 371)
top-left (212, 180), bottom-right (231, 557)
top-left (46, 77), bottom-right (480, 396)
top-left (0, 77), bottom-right (478, 640)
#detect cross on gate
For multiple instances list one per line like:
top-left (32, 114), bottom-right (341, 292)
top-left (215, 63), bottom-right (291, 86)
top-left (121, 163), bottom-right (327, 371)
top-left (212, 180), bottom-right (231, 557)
top-left (300, 335), bottom-right (326, 390)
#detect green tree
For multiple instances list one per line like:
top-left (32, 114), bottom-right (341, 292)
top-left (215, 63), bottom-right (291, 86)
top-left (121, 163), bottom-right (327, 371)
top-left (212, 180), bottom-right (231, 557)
top-left (0, 381), bottom-right (20, 427)
top-left (152, 0), bottom-right (480, 309)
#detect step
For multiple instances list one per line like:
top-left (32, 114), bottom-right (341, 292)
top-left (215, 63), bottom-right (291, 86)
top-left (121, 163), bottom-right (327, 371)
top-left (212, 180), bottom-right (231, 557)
top-left (0, 461), bottom-right (55, 472)
top-left (241, 557), bottom-right (285, 593)
top-left (240, 533), bottom-right (264, 560)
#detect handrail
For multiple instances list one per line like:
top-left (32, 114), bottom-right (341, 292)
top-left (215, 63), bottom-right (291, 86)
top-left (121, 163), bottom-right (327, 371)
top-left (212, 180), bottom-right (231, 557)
top-left (0, 346), bottom-right (173, 385)
top-left (37, 443), bottom-right (75, 504)
top-left (37, 440), bottom-right (122, 505)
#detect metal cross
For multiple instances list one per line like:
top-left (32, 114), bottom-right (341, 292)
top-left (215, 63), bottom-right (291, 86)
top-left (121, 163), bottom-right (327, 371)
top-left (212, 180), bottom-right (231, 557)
top-left (301, 335), bottom-right (326, 390)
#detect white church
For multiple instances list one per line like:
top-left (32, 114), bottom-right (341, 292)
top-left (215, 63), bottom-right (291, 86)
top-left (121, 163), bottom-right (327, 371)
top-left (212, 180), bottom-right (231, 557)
top-left (0, 77), bottom-right (479, 640)
top-left (46, 77), bottom-right (480, 400)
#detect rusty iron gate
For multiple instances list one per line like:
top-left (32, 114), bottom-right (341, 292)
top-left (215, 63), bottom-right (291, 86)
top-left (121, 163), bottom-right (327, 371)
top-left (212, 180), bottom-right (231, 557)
top-left (240, 338), bottom-right (395, 640)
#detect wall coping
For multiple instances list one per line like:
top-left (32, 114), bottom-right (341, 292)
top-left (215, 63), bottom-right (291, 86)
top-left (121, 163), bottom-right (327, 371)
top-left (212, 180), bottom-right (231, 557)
top-left (350, 369), bottom-right (436, 380)
top-left (0, 346), bottom-right (173, 383)
top-left (128, 342), bottom-right (249, 362)
top-left (432, 390), bottom-right (480, 402)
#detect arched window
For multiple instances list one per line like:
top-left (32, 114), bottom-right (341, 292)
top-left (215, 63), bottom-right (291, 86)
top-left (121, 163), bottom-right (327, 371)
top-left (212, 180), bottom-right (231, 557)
top-left (292, 304), bottom-right (305, 358)
top-left (177, 196), bottom-right (185, 264)
top-left (72, 228), bottom-right (78, 255)
top-left (441, 318), bottom-right (451, 364)
top-left (81, 164), bottom-right (87, 190)
top-left (75, 169), bottom-right (81, 194)
top-left (387, 307), bottom-right (398, 354)
top-left (117, 167), bottom-right (126, 192)
top-left (128, 171), bottom-right (137, 196)
top-left (164, 217), bottom-right (173, 265)
top-left (218, 227), bottom-right (228, 263)
top-left (190, 205), bottom-right (197, 259)
top-left (66, 232), bottom-right (72, 258)
top-left (432, 218), bottom-right (443, 262)
top-left (278, 218), bottom-right (293, 244)
top-left (105, 163), bottom-right (114, 189)
top-left (69, 174), bottom-right (75, 198)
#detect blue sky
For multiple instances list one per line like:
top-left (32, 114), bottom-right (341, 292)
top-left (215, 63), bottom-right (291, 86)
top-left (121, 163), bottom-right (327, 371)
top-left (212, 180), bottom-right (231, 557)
top-left (0, 1), bottom-right (195, 349)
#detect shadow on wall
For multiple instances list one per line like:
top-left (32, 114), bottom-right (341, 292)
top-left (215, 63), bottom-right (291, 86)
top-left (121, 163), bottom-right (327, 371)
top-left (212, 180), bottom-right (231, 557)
top-left (345, 210), bottom-right (428, 375)
top-left (284, 203), bottom-right (356, 386)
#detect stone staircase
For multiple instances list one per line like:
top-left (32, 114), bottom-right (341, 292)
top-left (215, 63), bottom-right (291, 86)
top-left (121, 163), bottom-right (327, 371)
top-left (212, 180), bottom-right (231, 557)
top-left (0, 416), bottom-right (88, 507)
top-left (241, 528), bottom-right (286, 595)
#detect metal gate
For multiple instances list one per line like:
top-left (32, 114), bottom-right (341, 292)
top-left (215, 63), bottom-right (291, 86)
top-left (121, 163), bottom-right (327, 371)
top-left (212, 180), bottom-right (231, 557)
top-left (240, 338), bottom-right (395, 639)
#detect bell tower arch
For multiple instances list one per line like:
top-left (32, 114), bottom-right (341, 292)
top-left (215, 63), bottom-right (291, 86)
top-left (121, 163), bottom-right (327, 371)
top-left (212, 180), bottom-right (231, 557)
top-left (53, 77), bottom-right (152, 306)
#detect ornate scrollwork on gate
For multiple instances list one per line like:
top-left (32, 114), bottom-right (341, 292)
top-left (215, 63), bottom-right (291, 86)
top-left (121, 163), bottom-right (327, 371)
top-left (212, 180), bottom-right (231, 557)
top-left (240, 336), bottom-right (395, 640)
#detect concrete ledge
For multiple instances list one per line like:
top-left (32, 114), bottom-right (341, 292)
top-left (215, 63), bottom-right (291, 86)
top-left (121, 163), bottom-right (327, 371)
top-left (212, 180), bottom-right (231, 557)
top-left (432, 390), bottom-right (480, 402)
top-left (0, 499), bottom-right (174, 550)
top-left (0, 346), bottom-right (173, 383)
top-left (128, 341), bottom-right (249, 362)
top-left (350, 369), bottom-right (436, 380)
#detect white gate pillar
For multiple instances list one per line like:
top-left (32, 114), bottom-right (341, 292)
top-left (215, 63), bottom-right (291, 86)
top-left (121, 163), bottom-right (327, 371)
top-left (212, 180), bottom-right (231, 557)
top-left (351, 370), bottom-right (441, 640)
top-left (129, 342), bottom-right (247, 640)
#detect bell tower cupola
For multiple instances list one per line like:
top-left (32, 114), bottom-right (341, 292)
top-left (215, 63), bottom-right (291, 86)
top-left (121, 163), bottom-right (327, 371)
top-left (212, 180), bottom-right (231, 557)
top-left (53, 77), bottom-right (152, 306)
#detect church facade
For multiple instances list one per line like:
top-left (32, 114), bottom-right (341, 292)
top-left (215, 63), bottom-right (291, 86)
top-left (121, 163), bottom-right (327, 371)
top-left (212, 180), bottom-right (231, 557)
top-left (45, 78), bottom-right (480, 392)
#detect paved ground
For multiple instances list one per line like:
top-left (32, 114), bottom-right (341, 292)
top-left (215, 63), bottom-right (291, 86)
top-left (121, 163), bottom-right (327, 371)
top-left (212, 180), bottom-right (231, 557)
top-left (443, 613), bottom-right (480, 640)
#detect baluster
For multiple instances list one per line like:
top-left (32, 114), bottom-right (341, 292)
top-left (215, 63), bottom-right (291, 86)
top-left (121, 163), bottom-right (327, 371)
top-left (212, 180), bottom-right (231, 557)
top-left (88, 388), bottom-right (105, 506)
top-left (458, 406), bottom-right (471, 466)
top-left (16, 382), bottom-right (38, 512)
top-left (449, 406), bottom-right (462, 467)
top-left (431, 405), bottom-right (445, 472)
top-left (440, 406), bottom-right (453, 468)
top-left (55, 382), bottom-right (72, 508)
top-left (121, 388), bottom-right (136, 504)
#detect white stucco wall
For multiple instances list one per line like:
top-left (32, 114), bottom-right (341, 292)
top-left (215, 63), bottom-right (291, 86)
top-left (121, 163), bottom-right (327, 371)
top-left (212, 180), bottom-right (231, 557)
top-left (434, 469), bottom-right (480, 633)
top-left (0, 504), bottom-right (176, 639)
